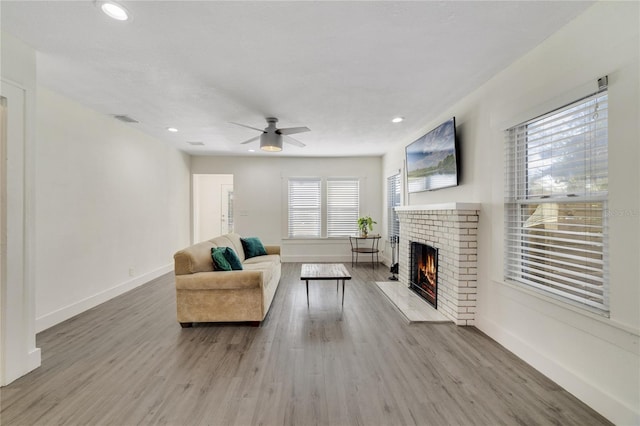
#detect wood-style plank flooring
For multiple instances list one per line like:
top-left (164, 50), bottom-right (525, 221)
top-left (1, 262), bottom-right (611, 425)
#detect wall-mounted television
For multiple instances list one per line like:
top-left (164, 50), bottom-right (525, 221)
top-left (405, 117), bottom-right (459, 193)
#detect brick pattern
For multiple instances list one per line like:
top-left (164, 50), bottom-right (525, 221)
top-left (397, 209), bottom-right (479, 326)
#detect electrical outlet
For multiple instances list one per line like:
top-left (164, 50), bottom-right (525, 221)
top-left (128, 267), bottom-right (135, 277)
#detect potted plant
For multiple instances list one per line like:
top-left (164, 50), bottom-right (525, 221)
top-left (358, 216), bottom-right (377, 237)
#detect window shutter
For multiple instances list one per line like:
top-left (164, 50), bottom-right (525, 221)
top-left (387, 173), bottom-right (401, 238)
top-left (505, 91), bottom-right (609, 312)
top-left (288, 178), bottom-right (321, 238)
top-left (327, 179), bottom-right (359, 237)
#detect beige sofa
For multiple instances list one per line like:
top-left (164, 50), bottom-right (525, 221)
top-left (173, 233), bottom-right (281, 327)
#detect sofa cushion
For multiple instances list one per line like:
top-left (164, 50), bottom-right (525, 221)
top-left (222, 247), bottom-right (243, 270)
top-left (175, 270), bottom-right (262, 291)
top-left (211, 247), bottom-right (232, 271)
top-left (210, 233), bottom-right (246, 263)
top-left (243, 254), bottom-right (280, 265)
top-left (243, 261), bottom-right (276, 286)
top-left (241, 237), bottom-right (268, 259)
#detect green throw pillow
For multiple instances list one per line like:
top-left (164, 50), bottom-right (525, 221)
top-left (211, 247), bottom-right (232, 271)
top-left (241, 237), bottom-right (267, 259)
top-left (222, 247), bottom-right (243, 270)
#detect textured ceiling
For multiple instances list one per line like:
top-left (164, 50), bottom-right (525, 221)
top-left (1, 1), bottom-right (593, 157)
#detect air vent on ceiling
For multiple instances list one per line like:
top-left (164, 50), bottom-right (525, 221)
top-left (187, 141), bottom-right (205, 146)
top-left (113, 114), bottom-right (139, 123)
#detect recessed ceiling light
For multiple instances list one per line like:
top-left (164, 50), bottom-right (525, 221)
top-left (167, 127), bottom-right (178, 133)
top-left (392, 117), bottom-right (404, 123)
top-left (96, 1), bottom-right (130, 21)
top-left (248, 149), bottom-right (256, 153)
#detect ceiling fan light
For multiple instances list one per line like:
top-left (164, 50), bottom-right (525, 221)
top-left (260, 133), bottom-right (283, 152)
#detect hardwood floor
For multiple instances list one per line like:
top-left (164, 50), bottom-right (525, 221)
top-left (1, 262), bottom-right (611, 426)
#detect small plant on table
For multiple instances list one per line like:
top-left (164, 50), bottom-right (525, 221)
top-left (357, 216), bottom-right (377, 237)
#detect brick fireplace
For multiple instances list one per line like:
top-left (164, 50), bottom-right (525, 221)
top-left (395, 203), bottom-right (480, 326)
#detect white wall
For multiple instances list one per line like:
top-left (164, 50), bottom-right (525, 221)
top-left (382, 2), bottom-right (639, 423)
top-left (34, 87), bottom-right (191, 332)
top-left (191, 156), bottom-right (383, 262)
top-left (0, 32), bottom-right (41, 385)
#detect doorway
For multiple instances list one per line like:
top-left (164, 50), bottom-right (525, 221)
top-left (193, 174), bottom-right (234, 243)
top-left (1, 83), bottom-right (41, 385)
top-left (0, 96), bottom-right (6, 385)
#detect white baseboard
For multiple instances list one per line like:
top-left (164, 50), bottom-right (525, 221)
top-left (1, 347), bottom-right (41, 386)
top-left (27, 347), bottom-right (41, 371)
top-left (35, 264), bottom-right (173, 333)
top-left (476, 315), bottom-right (639, 425)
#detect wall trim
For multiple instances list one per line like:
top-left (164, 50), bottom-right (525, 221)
top-left (491, 277), bottom-right (639, 349)
top-left (35, 263), bottom-right (173, 333)
top-left (27, 348), bottom-right (41, 374)
top-left (476, 315), bottom-right (639, 425)
top-left (282, 255), bottom-right (392, 269)
top-left (282, 255), bottom-right (352, 263)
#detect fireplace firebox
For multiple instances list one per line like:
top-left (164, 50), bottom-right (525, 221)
top-left (409, 242), bottom-right (438, 308)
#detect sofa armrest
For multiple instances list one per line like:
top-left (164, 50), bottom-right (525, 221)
top-left (264, 245), bottom-right (280, 255)
top-left (175, 270), bottom-right (263, 291)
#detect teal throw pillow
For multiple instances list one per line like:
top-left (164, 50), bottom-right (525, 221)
top-left (241, 237), bottom-right (267, 259)
top-left (211, 247), bottom-right (232, 271)
top-left (221, 247), bottom-right (243, 270)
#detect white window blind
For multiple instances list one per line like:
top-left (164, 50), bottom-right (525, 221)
top-left (288, 178), bottom-right (321, 238)
top-left (387, 173), bottom-right (401, 238)
top-left (327, 179), bottom-right (359, 237)
top-left (504, 90), bottom-right (609, 312)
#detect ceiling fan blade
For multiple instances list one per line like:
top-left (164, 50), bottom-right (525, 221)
top-left (240, 135), bottom-right (261, 145)
top-left (230, 122), bottom-right (265, 133)
top-left (277, 126), bottom-right (310, 135)
top-left (284, 135), bottom-right (306, 147)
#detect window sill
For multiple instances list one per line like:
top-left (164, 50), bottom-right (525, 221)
top-left (282, 237), bottom-right (350, 243)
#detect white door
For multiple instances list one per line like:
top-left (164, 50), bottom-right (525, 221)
top-left (220, 183), bottom-right (234, 234)
top-left (192, 174), bottom-right (234, 242)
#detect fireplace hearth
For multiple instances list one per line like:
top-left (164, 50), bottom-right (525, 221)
top-left (410, 242), bottom-right (438, 308)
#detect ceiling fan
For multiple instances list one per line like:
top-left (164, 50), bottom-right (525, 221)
top-left (231, 117), bottom-right (310, 152)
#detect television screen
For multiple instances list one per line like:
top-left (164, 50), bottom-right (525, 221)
top-left (405, 117), bottom-right (458, 193)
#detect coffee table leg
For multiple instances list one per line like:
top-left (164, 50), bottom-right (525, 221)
top-left (342, 279), bottom-right (345, 306)
top-left (306, 280), bottom-right (309, 307)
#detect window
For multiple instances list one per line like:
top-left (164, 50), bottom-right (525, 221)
top-left (504, 90), bottom-right (609, 312)
top-left (387, 173), bottom-right (401, 239)
top-left (327, 179), bottom-right (359, 237)
top-left (288, 178), bottom-right (321, 237)
top-left (288, 177), bottom-right (360, 238)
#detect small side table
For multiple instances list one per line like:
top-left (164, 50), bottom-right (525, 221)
top-left (349, 234), bottom-right (381, 269)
